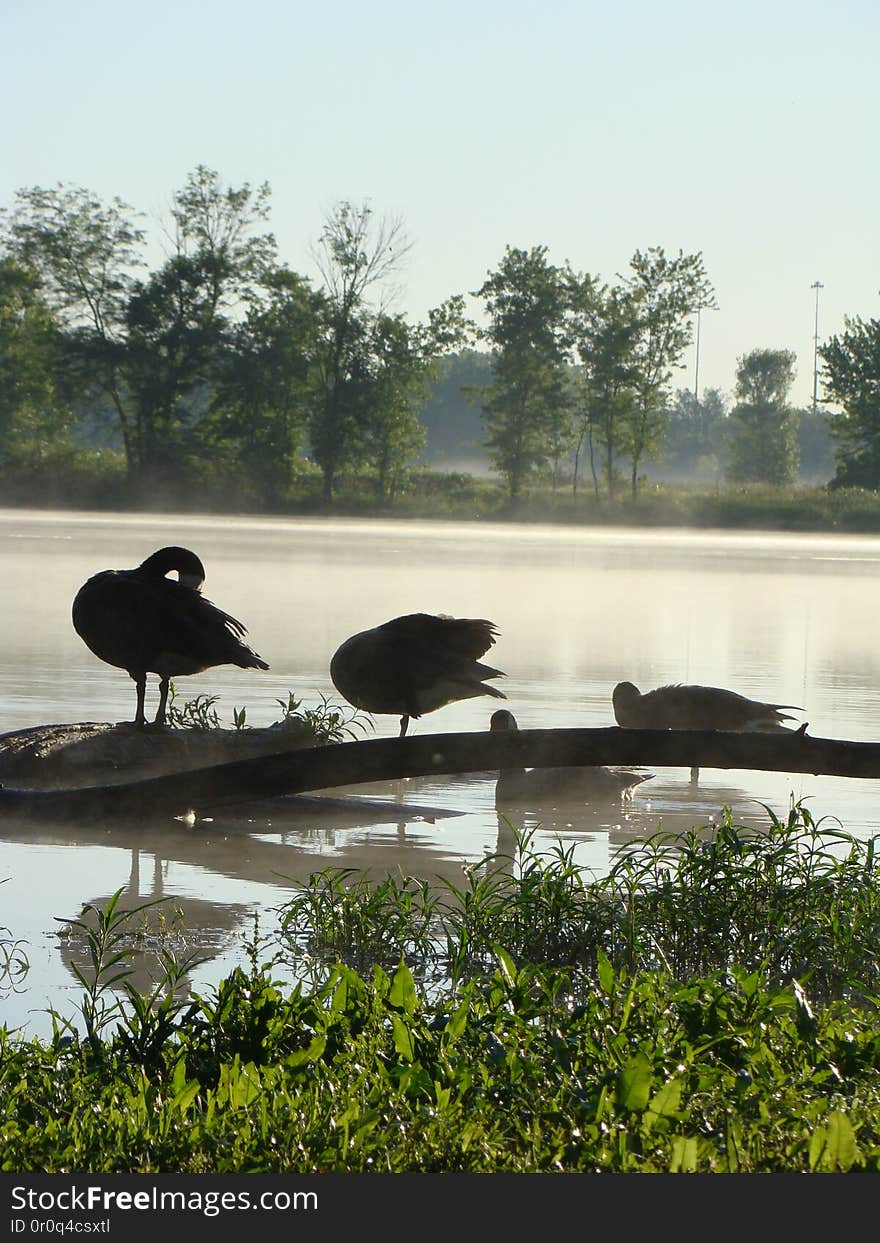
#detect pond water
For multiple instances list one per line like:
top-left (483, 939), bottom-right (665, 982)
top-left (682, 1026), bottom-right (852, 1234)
top-left (2, 507), bottom-right (880, 1037)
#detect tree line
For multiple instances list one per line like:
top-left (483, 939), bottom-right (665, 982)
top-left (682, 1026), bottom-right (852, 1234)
top-left (0, 165), bottom-right (877, 509)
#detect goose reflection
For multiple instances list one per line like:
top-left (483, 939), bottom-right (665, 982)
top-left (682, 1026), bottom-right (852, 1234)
top-left (57, 846), bottom-right (248, 1001)
top-left (490, 709), bottom-right (652, 807)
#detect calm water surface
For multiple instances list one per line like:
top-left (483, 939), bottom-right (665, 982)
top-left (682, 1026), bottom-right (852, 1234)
top-left (2, 507), bottom-right (880, 1036)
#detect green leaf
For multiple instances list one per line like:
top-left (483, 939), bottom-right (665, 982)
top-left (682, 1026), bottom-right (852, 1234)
top-left (443, 1000), bottom-right (469, 1045)
top-left (643, 1077), bottom-right (682, 1132)
top-left (616, 1052), bottom-right (653, 1112)
top-left (670, 1136), bottom-right (699, 1172)
top-left (493, 945), bottom-right (518, 985)
top-left (597, 950), bottom-right (615, 995)
top-left (810, 1112), bottom-right (858, 1171)
top-left (171, 1080), bottom-right (200, 1114)
top-left (286, 1034), bottom-right (327, 1067)
top-left (392, 1014), bottom-right (415, 1062)
top-left (389, 963), bottom-right (417, 1015)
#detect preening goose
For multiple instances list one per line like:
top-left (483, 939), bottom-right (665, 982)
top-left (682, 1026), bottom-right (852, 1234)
top-left (72, 546), bottom-right (269, 727)
top-left (611, 680), bottom-right (804, 783)
top-left (329, 612), bottom-right (506, 737)
top-left (490, 708), bottom-right (652, 805)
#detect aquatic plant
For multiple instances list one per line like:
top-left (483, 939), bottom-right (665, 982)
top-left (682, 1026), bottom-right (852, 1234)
top-left (2, 803), bottom-right (878, 1174)
top-left (273, 803), bottom-right (880, 1004)
top-left (163, 685), bottom-right (368, 744)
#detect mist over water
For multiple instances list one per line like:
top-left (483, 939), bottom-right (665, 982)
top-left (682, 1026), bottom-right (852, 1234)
top-left (2, 508), bottom-right (880, 1035)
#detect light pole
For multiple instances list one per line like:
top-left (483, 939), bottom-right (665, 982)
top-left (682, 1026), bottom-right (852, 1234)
top-left (811, 280), bottom-right (824, 414)
top-left (693, 305), bottom-right (703, 403)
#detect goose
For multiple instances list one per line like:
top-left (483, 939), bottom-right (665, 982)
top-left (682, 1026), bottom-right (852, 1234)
top-left (72, 546), bottom-right (269, 727)
top-left (329, 612), bottom-right (506, 737)
top-left (490, 708), bottom-right (652, 805)
top-left (611, 680), bottom-right (804, 784)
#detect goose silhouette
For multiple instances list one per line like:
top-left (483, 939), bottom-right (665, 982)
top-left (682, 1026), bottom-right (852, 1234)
top-left (72, 546), bottom-right (269, 727)
top-left (490, 708), bottom-right (652, 805)
top-left (330, 612), bottom-right (506, 737)
top-left (612, 680), bottom-right (804, 784)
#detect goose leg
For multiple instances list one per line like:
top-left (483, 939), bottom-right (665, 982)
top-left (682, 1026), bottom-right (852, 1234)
top-left (134, 675), bottom-right (147, 728)
top-left (154, 677), bottom-right (170, 726)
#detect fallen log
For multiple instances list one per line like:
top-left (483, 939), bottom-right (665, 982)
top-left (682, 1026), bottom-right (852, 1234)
top-left (0, 719), bottom-right (323, 789)
top-left (1, 723), bottom-right (880, 823)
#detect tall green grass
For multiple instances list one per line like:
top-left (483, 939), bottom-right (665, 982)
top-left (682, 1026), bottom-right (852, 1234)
top-left (277, 803), bottom-right (880, 1004)
top-left (2, 803), bottom-right (880, 1173)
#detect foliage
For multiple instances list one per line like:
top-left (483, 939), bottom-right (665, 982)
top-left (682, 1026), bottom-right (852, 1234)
top-left (473, 245), bottom-right (574, 499)
top-left (205, 266), bottom-right (323, 504)
top-left (663, 386), bottom-right (729, 477)
top-left (726, 348), bottom-right (799, 484)
top-left (164, 688), bottom-right (232, 731)
top-left (51, 888), bottom-right (198, 1061)
top-left (308, 200), bottom-right (408, 501)
top-left (163, 687), bottom-right (367, 745)
top-left (0, 879), bottom-right (29, 998)
top-left (277, 804), bottom-right (880, 1003)
top-left (419, 348), bottom-right (493, 469)
top-left (272, 691), bottom-right (370, 745)
top-left (570, 281), bottom-right (640, 499)
top-left (307, 201), bottom-right (466, 502)
top-left (0, 180), bottom-right (145, 474)
top-left (622, 248), bottom-right (716, 496)
top-left (0, 169), bottom-right (279, 494)
top-left (0, 258), bottom-right (72, 469)
top-left (821, 312), bottom-right (880, 489)
top-left (796, 404), bottom-right (835, 483)
top-left (3, 806), bottom-right (880, 1173)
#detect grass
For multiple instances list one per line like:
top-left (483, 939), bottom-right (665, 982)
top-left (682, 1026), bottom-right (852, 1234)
top-left (11, 452), bottom-right (880, 534)
top-left (277, 803), bottom-right (880, 1003)
top-left (164, 686), bottom-right (370, 744)
top-left (2, 803), bottom-right (880, 1173)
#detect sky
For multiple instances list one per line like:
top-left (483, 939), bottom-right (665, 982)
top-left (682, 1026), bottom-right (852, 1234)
top-left (3, 0), bottom-right (879, 409)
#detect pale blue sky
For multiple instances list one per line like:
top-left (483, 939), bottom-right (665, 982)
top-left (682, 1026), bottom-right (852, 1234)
top-left (4, 0), bottom-right (878, 407)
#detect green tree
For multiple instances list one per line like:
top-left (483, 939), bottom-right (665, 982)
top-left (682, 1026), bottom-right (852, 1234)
top-left (726, 348), bottom-right (799, 484)
top-left (820, 313), bottom-right (880, 488)
top-left (0, 258), bottom-right (71, 469)
top-left (1, 168), bottom-right (276, 490)
top-left (794, 405), bottom-right (835, 483)
top-left (418, 349), bottom-right (493, 470)
top-left (359, 313), bottom-right (428, 500)
top-left (474, 245), bottom-right (573, 500)
top-left (360, 297), bottom-right (468, 501)
top-left (623, 248), bottom-right (716, 496)
top-left (664, 386), bottom-right (728, 478)
top-left (309, 200), bottom-right (411, 501)
top-left (200, 267), bottom-right (323, 504)
top-left (1, 182), bottom-right (145, 470)
top-left (570, 280), bottom-right (639, 499)
top-left (122, 166), bottom-right (277, 490)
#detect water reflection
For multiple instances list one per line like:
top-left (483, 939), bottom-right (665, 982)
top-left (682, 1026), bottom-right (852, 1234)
top-left (5, 509), bottom-right (880, 1033)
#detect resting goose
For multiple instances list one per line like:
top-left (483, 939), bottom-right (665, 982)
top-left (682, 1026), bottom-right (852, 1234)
top-left (72, 546), bottom-right (269, 727)
top-left (490, 708), bottom-right (652, 805)
top-left (611, 680), bottom-right (803, 783)
top-left (330, 612), bottom-right (506, 737)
